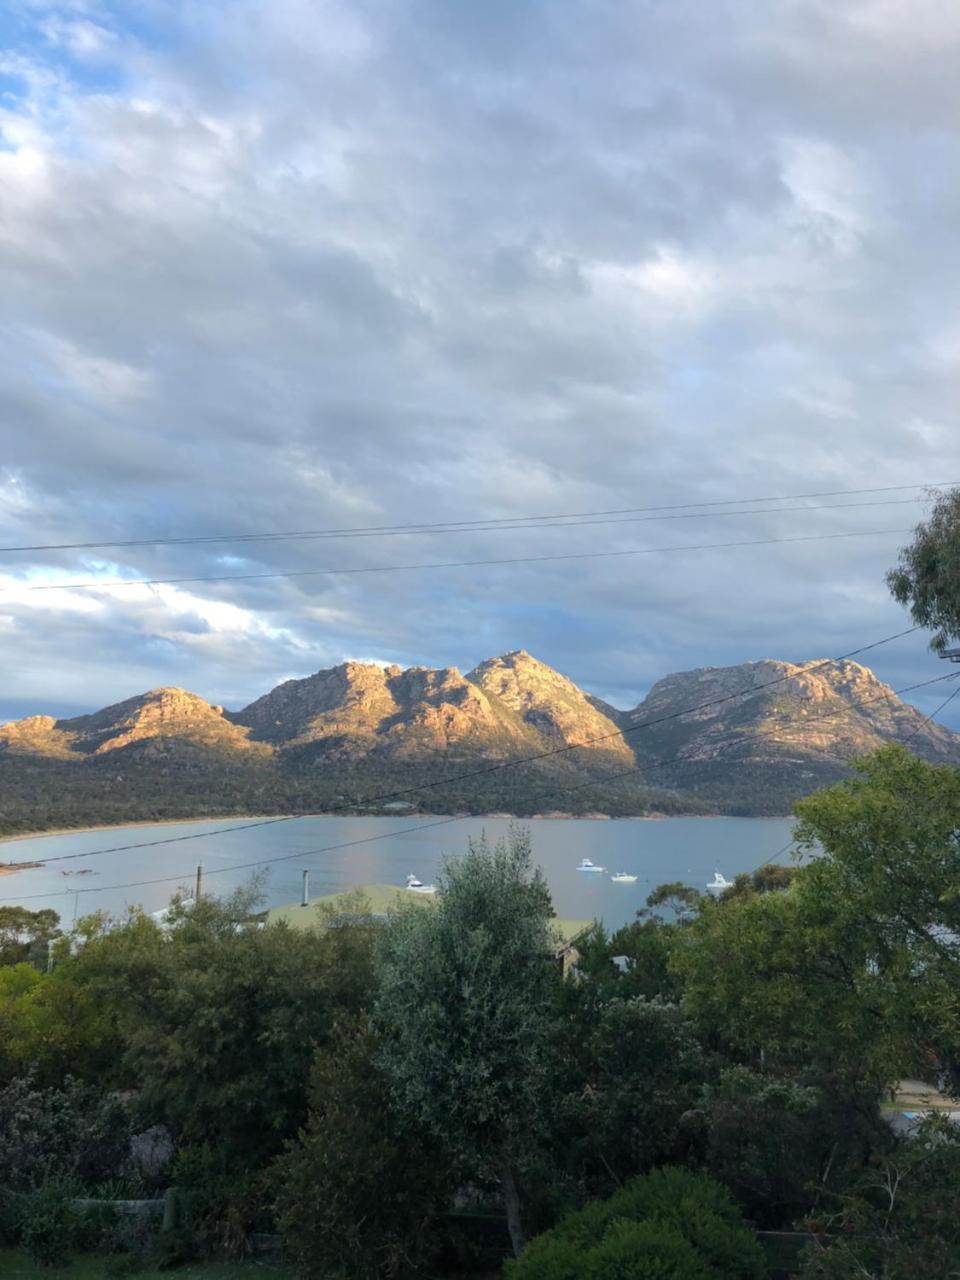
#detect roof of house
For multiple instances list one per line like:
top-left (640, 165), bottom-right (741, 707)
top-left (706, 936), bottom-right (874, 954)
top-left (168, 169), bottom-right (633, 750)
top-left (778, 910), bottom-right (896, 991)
top-left (266, 883), bottom-right (431, 928)
top-left (265, 883), bottom-right (590, 948)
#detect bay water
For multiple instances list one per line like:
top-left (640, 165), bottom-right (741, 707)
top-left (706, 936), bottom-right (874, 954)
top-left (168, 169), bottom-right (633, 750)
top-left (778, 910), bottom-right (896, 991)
top-left (0, 814), bottom-right (796, 931)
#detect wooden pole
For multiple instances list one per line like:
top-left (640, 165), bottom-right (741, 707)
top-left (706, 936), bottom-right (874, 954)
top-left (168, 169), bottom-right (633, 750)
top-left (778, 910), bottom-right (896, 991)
top-left (195, 863), bottom-right (203, 902)
top-left (301, 869), bottom-right (309, 907)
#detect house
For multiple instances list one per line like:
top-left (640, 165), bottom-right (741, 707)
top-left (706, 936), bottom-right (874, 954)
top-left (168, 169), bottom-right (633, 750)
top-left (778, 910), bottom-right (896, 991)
top-left (265, 884), bottom-right (590, 970)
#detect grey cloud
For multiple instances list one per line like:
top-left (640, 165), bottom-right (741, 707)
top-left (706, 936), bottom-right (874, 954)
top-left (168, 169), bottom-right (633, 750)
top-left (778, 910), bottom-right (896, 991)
top-left (0, 0), bottom-right (958, 729)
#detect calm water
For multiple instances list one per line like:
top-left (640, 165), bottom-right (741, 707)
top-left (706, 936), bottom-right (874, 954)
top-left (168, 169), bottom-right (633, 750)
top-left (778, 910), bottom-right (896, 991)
top-left (0, 814), bottom-right (796, 931)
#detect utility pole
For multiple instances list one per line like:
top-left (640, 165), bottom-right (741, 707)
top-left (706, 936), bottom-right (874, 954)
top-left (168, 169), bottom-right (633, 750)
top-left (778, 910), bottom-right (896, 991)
top-left (195, 863), bottom-right (203, 902)
top-left (301, 869), bottom-right (309, 907)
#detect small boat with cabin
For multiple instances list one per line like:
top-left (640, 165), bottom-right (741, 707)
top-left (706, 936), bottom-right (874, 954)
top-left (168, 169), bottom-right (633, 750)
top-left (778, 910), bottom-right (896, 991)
top-left (610, 871), bottom-right (638, 883)
top-left (577, 857), bottom-right (606, 872)
top-left (405, 873), bottom-right (437, 894)
top-left (706, 871), bottom-right (733, 893)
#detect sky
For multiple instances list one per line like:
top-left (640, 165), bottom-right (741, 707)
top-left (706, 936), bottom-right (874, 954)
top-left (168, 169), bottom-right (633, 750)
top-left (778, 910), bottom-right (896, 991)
top-left (1, 0), bottom-right (959, 724)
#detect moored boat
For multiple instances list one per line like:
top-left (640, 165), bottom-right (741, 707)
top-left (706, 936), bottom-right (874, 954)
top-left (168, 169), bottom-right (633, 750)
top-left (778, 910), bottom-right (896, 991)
top-left (706, 870), bottom-right (733, 893)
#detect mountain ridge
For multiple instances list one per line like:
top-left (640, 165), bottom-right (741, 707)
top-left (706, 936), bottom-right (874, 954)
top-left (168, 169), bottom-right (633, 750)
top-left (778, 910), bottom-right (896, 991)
top-left (1, 649), bottom-right (957, 834)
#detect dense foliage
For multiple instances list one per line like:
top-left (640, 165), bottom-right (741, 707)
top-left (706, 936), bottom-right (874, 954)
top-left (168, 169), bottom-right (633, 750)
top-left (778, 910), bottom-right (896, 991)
top-left (887, 486), bottom-right (960, 653)
top-left (4, 748), bottom-right (960, 1274)
top-left (273, 1017), bottom-right (454, 1279)
top-left (800, 1116), bottom-right (960, 1278)
top-left (0, 754), bottom-right (700, 838)
top-left (0, 907), bottom-right (61, 967)
top-left (505, 1167), bottom-right (767, 1280)
top-left (373, 829), bottom-right (557, 1256)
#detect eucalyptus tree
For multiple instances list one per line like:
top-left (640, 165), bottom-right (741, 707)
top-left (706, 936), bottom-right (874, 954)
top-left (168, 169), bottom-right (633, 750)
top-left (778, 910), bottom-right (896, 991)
top-left (373, 827), bottom-right (558, 1257)
top-left (887, 486), bottom-right (960, 652)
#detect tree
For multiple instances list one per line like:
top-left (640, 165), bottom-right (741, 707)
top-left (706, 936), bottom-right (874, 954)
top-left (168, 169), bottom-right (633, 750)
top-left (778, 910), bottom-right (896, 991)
top-left (72, 884), bottom-right (376, 1168)
top-left (887, 487), bottom-right (960, 652)
top-left (552, 996), bottom-right (705, 1195)
top-left (644, 881), bottom-right (702, 922)
top-left (0, 1074), bottom-right (131, 1201)
top-left (794, 745), bottom-right (960, 1088)
top-left (273, 1017), bottom-right (453, 1279)
top-left (673, 886), bottom-right (899, 1084)
top-left (800, 1116), bottom-right (960, 1278)
top-left (0, 962), bottom-right (117, 1086)
top-left (722, 863), bottom-right (795, 900)
top-left (0, 907), bottom-right (61, 968)
top-left (372, 828), bottom-right (557, 1257)
top-left (675, 747), bottom-right (960, 1091)
top-left (694, 1067), bottom-right (889, 1229)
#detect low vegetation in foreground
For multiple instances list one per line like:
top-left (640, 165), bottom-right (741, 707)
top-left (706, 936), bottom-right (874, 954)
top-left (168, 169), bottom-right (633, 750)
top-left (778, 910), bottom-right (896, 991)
top-left (2, 744), bottom-right (960, 1276)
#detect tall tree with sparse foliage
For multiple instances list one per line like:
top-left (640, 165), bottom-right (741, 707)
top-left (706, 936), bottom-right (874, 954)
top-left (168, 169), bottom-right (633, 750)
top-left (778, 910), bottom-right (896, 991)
top-left (372, 827), bottom-right (557, 1257)
top-left (887, 487), bottom-right (960, 652)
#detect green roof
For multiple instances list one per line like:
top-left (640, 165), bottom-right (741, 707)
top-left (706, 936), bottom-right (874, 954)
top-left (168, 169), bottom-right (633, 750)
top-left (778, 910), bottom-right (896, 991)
top-left (266, 883), bottom-right (432, 929)
top-left (552, 918), bottom-right (594, 947)
top-left (265, 884), bottom-right (590, 948)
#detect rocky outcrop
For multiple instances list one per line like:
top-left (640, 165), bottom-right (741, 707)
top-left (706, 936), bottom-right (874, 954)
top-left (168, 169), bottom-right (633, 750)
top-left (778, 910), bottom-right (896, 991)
top-left (467, 650), bottom-right (633, 762)
top-left (234, 661), bottom-right (543, 760)
top-left (628, 658), bottom-right (959, 766)
top-left (0, 688), bottom-right (268, 760)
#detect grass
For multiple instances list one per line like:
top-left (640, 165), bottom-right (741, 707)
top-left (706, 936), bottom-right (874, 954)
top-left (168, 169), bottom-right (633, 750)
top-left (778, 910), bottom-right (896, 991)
top-left (0, 1251), bottom-right (291, 1279)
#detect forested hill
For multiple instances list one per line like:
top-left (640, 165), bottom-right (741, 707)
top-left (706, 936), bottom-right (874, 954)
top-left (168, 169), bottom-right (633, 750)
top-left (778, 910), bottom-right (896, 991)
top-left (1, 649), bottom-right (957, 834)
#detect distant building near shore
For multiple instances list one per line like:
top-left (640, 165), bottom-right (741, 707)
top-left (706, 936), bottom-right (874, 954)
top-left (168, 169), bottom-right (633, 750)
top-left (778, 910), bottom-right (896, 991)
top-left (265, 882), bottom-right (589, 971)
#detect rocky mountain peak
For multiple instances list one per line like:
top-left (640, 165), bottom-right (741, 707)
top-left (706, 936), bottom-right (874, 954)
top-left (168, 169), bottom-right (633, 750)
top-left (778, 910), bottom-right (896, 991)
top-left (630, 656), bottom-right (959, 767)
top-left (467, 650), bottom-right (633, 759)
top-left (52, 686), bottom-right (259, 757)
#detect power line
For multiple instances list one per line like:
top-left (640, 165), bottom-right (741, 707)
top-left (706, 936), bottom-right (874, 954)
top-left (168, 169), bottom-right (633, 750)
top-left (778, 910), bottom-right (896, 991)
top-left (5, 623), bottom-right (921, 868)
top-left (5, 526), bottom-right (916, 596)
top-left (901, 676), bottom-right (960, 746)
top-left (553, 669), bottom-right (960, 807)
top-left (0, 481), bottom-right (951, 554)
top-left (1, 666), bottom-right (954, 905)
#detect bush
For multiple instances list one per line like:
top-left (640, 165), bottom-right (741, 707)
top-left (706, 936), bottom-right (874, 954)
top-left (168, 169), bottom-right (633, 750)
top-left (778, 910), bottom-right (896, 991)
top-left (799, 1116), bottom-right (960, 1278)
top-left (696, 1068), bottom-right (890, 1228)
top-left (588, 1219), bottom-right (711, 1279)
top-left (17, 1177), bottom-right (81, 1267)
top-left (0, 1075), bottom-right (132, 1199)
top-left (273, 1017), bottom-right (455, 1279)
top-left (505, 1167), bottom-right (766, 1280)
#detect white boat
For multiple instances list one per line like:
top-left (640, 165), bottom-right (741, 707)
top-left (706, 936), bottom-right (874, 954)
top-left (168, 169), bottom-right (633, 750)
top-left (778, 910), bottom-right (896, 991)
top-left (610, 872), bottom-right (638, 884)
top-left (706, 871), bottom-right (733, 893)
top-left (577, 858), bottom-right (606, 873)
top-left (405, 873), bottom-right (437, 894)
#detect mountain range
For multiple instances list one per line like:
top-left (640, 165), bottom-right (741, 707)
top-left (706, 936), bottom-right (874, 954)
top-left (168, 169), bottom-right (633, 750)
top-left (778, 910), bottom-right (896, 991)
top-left (1, 649), bottom-right (957, 836)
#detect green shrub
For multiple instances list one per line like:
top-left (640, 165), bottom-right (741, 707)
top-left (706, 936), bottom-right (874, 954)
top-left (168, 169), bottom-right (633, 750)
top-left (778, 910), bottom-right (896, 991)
top-left (505, 1167), bottom-right (766, 1280)
top-left (0, 1074), bottom-right (132, 1209)
top-left (503, 1230), bottom-right (584, 1280)
top-left (604, 1166), bottom-right (741, 1227)
top-left (587, 1218), bottom-right (710, 1279)
top-left (17, 1177), bottom-right (81, 1267)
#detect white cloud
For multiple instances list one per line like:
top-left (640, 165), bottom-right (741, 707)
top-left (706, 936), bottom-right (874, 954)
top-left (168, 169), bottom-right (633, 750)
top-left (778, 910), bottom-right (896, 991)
top-left (586, 246), bottom-right (719, 321)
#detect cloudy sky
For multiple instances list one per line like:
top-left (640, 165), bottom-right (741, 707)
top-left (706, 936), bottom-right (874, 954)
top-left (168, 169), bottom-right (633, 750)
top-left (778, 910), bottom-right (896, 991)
top-left (1, 0), bottom-right (958, 725)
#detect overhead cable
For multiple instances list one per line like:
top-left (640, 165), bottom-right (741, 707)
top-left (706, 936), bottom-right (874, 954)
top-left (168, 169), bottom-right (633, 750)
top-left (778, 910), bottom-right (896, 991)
top-left (5, 527), bottom-right (917, 596)
top-left (0, 480), bottom-right (950, 554)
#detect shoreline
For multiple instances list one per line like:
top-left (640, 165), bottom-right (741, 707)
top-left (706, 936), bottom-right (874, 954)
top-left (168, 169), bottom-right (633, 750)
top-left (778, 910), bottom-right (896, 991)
top-left (0, 808), bottom-right (795, 857)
